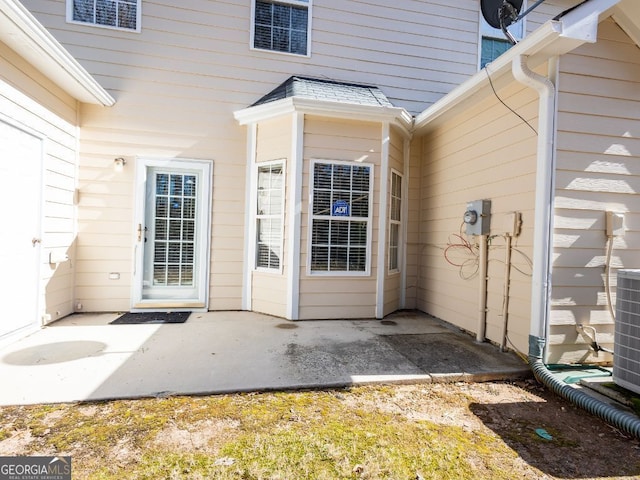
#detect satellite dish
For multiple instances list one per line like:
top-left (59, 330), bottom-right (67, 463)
top-left (481, 0), bottom-right (547, 45)
top-left (481, 0), bottom-right (524, 30)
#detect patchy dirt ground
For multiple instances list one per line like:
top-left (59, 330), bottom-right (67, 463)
top-left (1, 380), bottom-right (639, 479)
top-left (379, 380), bottom-right (640, 479)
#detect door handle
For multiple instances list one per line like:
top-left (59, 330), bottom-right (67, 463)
top-left (137, 224), bottom-right (148, 242)
top-left (32, 237), bottom-right (41, 246)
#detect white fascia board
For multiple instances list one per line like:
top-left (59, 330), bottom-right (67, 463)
top-left (0, 0), bottom-right (115, 106)
top-left (234, 97), bottom-right (413, 135)
top-left (234, 98), bottom-right (297, 125)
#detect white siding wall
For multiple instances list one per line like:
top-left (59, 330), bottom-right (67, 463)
top-left (0, 41), bottom-right (79, 322)
top-left (552, 18), bottom-right (640, 364)
top-left (416, 79), bottom-right (539, 354)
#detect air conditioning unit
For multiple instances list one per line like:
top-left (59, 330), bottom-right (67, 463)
top-left (613, 269), bottom-right (640, 395)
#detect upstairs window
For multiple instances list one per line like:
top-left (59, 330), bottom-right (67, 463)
top-left (309, 160), bottom-right (372, 275)
top-left (68, 0), bottom-right (141, 31)
top-left (479, 4), bottom-right (524, 69)
top-left (252, 0), bottom-right (310, 56)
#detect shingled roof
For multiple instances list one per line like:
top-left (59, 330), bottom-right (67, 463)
top-left (251, 76), bottom-right (394, 108)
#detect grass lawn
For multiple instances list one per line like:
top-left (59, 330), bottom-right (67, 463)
top-left (1, 382), bottom-right (638, 479)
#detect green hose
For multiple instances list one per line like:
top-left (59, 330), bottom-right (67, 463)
top-left (529, 335), bottom-right (640, 440)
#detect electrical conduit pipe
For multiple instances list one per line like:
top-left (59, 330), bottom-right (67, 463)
top-left (477, 234), bottom-right (488, 342)
top-left (512, 55), bottom-right (640, 439)
top-left (500, 234), bottom-right (512, 352)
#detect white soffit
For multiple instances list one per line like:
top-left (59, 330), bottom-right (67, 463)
top-left (0, 0), bottom-right (115, 106)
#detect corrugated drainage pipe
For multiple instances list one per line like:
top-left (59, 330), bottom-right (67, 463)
top-left (512, 54), bottom-right (640, 440)
top-left (529, 336), bottom-right (640, 440)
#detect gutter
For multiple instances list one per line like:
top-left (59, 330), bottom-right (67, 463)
top-left (415, 0), bottom-right (622, 134)
top-left (414, 20), bottom-right (564, 132)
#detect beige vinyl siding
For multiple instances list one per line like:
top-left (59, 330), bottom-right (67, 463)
top-left (251, 116), bottom-right (292, 317)
top-left (551, 18), bottom-right (640, 364)
top-left (298, 117), bottom-right (381, 319)
top-left (314, 1), bottom-right (481, 111)
top-left (0, 40), bottom-right (79, 323)
top-left (18, 0), bottom-right (488, 313)
top-left (405, 137), bottom-right (422, 310)
top-left (23, 0), bottom-right (487, 117)
top-left (252, 273), bottom-right (287, 318)
top-left (524, 1), bottom-right (576, 33)
top-left (383, 127), bottom-right (405, 316)
top-left (417, 78), bottom-right (539, 353)
top-left (256, 116), bottom-right (292, 162)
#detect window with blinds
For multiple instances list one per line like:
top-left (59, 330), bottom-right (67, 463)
top-left (310, 160), bottom-right (372, 274)
top-left (253, 0), bottom-right (310, 55)
top-left (256, 162), bottom-right (285, 270)
top-left (389, 171), bottom-right (402, 272)
top-left (68, 0), bottom-right (140, 31)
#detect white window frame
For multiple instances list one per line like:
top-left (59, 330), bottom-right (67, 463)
top-left (478, 1), bottom-right (526, 69)
top-left (307, 159), bottom-right (373, 276)
top-left (388, 169), bottom-right (402, 274)
top-left (250, 0), bottom-right (312, 57)
top-left (67, 0), bottom-right (142, 32)
top-left (255, 160), bottom-right (286, 273)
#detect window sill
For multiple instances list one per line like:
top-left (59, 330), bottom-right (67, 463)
top-left (250, 46), bottom-right (311, 58)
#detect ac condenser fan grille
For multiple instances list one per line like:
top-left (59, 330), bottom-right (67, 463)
top-left (613, 270), bottom-right (640, 395)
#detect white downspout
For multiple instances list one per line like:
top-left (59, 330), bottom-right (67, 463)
top-left (511, 55), bottom-right (640, 442)
top-left (512, 55), bottom-right (556, 362)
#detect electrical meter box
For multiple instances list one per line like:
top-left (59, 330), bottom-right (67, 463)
top-left (464, 199), bottom-right (491, 236)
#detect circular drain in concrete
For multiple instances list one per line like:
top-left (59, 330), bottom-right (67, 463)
top-left (381, 320), bottom-right (398, 326)
top-left (276, 323), bottom-right (298, 329)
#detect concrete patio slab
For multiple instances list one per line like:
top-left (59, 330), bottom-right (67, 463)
top-left (0, 310), bottom-right (531, 406)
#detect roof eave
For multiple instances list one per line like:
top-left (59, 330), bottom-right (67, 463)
top-left (414, 21), bottom-right (565, 133)
top-left (0, 0), bottom-right (115, 106)
top-left (234, 96), bottom-right (413, 136)
top-left (414, 0), bottom-right (623, 134)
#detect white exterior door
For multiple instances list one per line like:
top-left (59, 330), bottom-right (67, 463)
top-left (0, 119), bottom-right (43, 339)
top-left (132, 158), bottom-right (212, 311)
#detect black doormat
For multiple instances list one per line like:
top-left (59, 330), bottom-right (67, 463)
top-left (110, 312), bottom-right (191, 325)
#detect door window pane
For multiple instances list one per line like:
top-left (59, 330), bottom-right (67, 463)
top-left (152, 172), bottom-right (198, 286)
